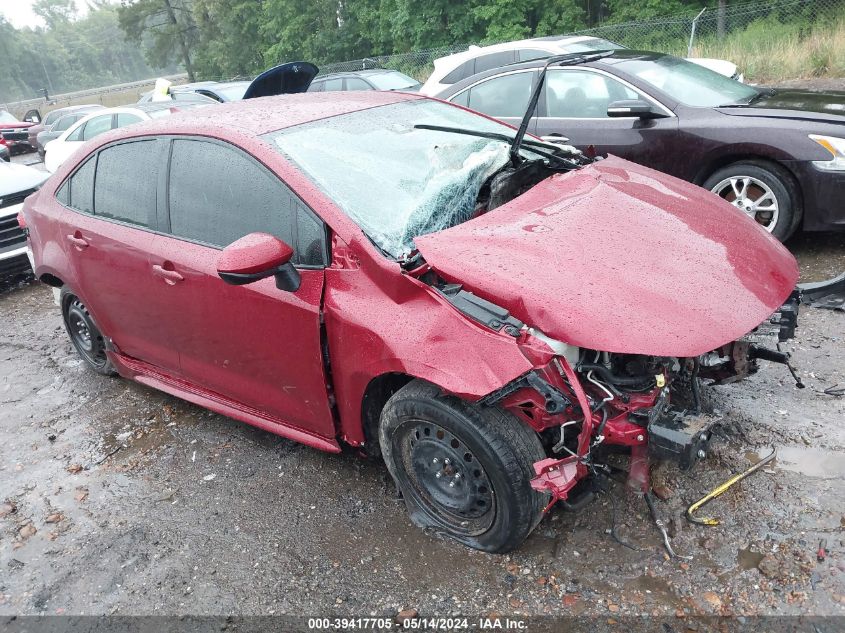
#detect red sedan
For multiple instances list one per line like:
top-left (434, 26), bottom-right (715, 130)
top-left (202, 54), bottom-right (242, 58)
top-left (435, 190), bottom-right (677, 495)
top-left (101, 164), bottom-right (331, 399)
top-left (22, 91), bottom-right (798, 552)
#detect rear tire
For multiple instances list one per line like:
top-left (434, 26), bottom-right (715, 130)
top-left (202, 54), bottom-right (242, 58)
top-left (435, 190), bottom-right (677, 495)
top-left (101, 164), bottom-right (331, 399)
top-left (379, 379), bottom-right (547, 553)
top-left (60, 288), bottom-right (116, 376)
top-left (703, 161), bottom-right (800, 241)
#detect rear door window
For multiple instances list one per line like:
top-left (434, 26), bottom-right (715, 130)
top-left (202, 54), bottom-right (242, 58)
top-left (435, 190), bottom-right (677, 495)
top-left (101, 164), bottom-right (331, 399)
top-left (322, 78), bottom-right (344, 92)
top-left (345, 78), bottom-right (371, 91)
top-left (460, 71), bottom-right (535, 118)
top-left (93, 140), bottom-right (159, 227)
top-left (166, 139), bottom-right (325, 266)
top-left (116, 113), bottom-right (143, 127)
top-left (81, 114), bottom-right (114, 141)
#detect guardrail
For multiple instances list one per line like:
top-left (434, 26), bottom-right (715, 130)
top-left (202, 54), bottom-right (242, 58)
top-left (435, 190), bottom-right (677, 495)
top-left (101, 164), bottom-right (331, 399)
top-left (2, 73), bottom-right (189, 118)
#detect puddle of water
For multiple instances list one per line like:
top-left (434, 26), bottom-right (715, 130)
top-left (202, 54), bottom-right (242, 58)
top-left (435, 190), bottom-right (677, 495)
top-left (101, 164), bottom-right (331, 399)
top-left (747, 446), bottom-right (845, 479)
top-left (737, 548), bottom-right (764, 570)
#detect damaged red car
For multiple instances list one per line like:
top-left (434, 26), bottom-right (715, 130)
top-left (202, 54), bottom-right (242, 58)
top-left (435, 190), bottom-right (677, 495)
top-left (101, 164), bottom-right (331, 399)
top-left (22, 87), bottom-right (800, 552)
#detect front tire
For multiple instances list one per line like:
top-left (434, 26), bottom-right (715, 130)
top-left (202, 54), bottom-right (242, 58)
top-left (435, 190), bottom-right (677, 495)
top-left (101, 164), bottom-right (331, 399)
top-left (379, 379), bottom-right (546, 553)
top-left (61, 289), bottom-right (116, 376)
top-left (703, 161), bottom-right (800, 241)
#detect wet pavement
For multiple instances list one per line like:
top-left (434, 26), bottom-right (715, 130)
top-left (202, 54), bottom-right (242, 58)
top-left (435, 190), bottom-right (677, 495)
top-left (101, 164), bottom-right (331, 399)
top-left (0, 235), bottom-right (843, 619)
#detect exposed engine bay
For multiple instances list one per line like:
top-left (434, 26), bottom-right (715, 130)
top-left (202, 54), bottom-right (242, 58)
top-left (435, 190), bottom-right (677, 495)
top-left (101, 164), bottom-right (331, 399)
top-left (407, 263), bottom-right (801, 528)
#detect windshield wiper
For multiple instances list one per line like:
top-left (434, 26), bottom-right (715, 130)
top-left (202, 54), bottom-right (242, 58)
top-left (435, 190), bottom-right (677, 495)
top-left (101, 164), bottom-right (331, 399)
top-left (510, 51), bottom-right (614, 163)
top-left (722, 87), bottom-right (775, 107)
top-left (413, 123), bottom-right (580, 168)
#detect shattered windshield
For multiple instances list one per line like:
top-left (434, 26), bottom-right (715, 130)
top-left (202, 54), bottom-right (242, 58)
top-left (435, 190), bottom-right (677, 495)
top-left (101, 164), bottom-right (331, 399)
top-left (267, 100), bottom-right (533, 259)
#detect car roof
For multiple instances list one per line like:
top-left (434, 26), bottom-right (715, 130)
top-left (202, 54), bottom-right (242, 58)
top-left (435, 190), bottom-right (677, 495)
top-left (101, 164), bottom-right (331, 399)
top-left (107, 91), bottom-right (422, 138)
top-left (50, 104), bottom-right (104, 113)
top-left (432, 36), bottom-right (622, 70)
top-left (434, 49), bottom-right (664, 94)
top-left (530, 35), bottom-right (607, 44)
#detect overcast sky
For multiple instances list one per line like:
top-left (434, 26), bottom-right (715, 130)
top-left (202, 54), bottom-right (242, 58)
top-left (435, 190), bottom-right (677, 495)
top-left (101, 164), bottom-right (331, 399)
top-left (0, 0), bottom-right (94, 29)
top-left (1, 0), bottom-right (45, 28)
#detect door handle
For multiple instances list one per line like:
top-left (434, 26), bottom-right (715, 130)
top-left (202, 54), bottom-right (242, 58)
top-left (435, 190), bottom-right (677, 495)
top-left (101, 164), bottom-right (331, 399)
top-left (66, 233), bottom-right (88, 249)
top-left (151, 263), bottom-right (184, 284)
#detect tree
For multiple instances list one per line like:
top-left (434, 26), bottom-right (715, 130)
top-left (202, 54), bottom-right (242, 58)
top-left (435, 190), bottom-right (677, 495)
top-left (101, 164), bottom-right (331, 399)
top-left (118, 0), bottom-right (198, 80)
top-left (32, 0), bottom-right (77, 29)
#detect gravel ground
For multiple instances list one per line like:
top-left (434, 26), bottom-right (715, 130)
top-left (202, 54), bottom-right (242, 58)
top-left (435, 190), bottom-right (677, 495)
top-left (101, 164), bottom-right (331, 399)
top-left (0, 235), bottom-right (843, 621)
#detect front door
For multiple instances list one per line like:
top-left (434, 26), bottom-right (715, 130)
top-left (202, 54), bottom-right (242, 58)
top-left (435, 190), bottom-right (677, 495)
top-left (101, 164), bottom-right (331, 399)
top-left (149, 137), bottom-right (335, 438)
top-left (535, 68), bottom-right (680, 175)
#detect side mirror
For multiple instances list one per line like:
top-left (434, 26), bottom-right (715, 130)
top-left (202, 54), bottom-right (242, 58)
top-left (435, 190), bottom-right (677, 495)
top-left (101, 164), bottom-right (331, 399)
top-left (23, 109), bottom-right (41, 123)
top-left (607, 99), bottom-right (667, 119)
top-left (217, 232), bottom-right (301, 292)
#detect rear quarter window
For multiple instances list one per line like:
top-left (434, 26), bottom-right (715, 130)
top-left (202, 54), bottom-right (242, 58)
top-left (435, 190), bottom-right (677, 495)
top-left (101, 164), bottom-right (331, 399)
top-left (64, 157), bottom-right (95, 213)
top-left (474, 50), bottom-right (516, 73)
top-left (442, 60), bottom-right (476, 84)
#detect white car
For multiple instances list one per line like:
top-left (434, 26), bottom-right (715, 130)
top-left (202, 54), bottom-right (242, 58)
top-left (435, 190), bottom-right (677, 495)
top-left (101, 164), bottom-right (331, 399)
top-left (420, 36), bottom-right (742, 96)
top-left (44, 101), bottom-right (211, 173)
top-left (0, 161), bottom-right (48, 275)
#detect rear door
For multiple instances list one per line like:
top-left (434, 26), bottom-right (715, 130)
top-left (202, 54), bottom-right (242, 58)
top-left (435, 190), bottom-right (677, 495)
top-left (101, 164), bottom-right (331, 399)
top-left (56, 138), bottom-right (180, 370)
top-left (535, 68), bottom-right (679, 173)
top-left (148, 137), bottom-right (335, 437)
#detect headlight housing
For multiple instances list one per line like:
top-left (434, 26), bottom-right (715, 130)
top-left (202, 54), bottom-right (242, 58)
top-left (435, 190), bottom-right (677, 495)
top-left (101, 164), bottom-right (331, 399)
top-left (809, 134), bottom-right (845, 171)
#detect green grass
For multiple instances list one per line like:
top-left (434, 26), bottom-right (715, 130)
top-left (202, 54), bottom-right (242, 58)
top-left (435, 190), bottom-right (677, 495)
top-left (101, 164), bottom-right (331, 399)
top-left (691, 14), bottom-right (845, 82)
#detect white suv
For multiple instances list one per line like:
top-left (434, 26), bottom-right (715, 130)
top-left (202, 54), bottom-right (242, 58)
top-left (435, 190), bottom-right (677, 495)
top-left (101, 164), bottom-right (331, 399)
top-left (420, 35), bottom-right (741, 96)
top-left (0, 161), bottom-right (48, 276)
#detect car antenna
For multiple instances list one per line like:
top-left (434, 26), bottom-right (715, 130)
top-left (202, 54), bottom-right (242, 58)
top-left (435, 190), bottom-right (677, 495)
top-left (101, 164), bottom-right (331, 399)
top-left (509, 51), bottom-right (614, 164)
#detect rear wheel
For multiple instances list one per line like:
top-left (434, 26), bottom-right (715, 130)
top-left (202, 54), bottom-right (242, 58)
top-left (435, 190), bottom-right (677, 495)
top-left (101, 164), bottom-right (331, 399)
top-left (61, 289), bottom-right (116, 376)
top-left (379, 379), bottom-right (546, 553)
top-left (703, 161), bottom-right (800, 241)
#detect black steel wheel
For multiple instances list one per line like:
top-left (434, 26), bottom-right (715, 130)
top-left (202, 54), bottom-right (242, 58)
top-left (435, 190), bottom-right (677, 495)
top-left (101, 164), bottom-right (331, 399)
top-left (61, 289), bottom-right (116, 376)
top-left (379, 379), bottom-right (547, 553)
top-left (400, 420), bottom-right (496, 535)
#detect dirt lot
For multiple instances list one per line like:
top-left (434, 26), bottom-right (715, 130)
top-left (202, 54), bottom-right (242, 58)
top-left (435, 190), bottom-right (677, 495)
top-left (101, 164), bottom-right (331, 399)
top-left (0, 232), bottom-right (843, 622)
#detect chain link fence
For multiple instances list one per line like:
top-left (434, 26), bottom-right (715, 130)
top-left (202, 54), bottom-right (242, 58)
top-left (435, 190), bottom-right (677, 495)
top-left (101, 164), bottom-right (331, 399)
top-left (321, 0), bottom-right (844, 82)
top-left (5, 0), bottom-right (842, 116)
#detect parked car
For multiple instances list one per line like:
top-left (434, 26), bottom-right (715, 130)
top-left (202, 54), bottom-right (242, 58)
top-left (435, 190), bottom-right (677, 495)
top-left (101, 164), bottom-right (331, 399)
top-left (44, 102), bottom-right (212, 173)
top-left (420, 35), bottom-right (741, 96)
top-left (36, 107), bottom-right (104, 160)
top-left (1, 160), bottom-right (48, 275)
top-left (0, 108), bottom-right (41, 154)
top-left (308, 69), bottom-right (421, 93)
top-left (22, 86), bottom-right (799, 552)
top-left (0, 144), bottom-right (9, 163)
top-left (177, 80), bottom-right (252, 102)
top-left (27, 104), bottom-right (105, 152)
top-left (137, 81), bottom-right (220, 103)
top-left (435, 50), bottom-right (845, 240)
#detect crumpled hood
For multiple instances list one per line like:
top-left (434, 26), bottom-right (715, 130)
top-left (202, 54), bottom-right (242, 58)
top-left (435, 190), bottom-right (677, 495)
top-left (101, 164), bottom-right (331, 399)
top-left (414, 156), bottom-right (798, 357)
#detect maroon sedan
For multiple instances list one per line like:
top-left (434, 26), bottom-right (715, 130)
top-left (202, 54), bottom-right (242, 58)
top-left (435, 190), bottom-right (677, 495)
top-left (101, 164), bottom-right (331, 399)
top-left (22, 91), bottom-right (798, 552)
top-left (434, 50), bottom-right (845, 241)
